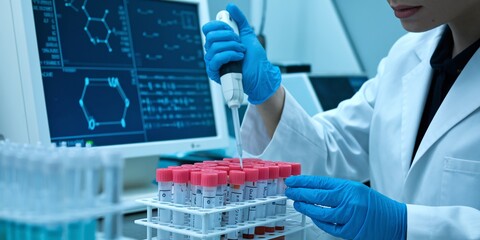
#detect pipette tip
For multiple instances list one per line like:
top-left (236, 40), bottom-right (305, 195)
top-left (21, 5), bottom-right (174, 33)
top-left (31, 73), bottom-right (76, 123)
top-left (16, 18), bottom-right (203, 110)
top-left (239, 155), bottom-right (244, 169)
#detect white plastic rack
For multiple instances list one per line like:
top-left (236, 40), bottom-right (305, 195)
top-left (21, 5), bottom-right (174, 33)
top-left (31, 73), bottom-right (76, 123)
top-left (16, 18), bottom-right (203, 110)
top-left (134, 196), bottom-right (312, 240)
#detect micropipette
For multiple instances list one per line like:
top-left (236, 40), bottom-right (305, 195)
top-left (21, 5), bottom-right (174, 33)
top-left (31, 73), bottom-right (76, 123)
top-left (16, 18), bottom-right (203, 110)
top-left (216, 10), bottom-right (244, 169)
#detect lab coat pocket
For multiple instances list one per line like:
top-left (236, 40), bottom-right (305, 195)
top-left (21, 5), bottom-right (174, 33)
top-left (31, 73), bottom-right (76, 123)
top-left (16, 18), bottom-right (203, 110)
top-left (441, 157), bottom-right (480, 209)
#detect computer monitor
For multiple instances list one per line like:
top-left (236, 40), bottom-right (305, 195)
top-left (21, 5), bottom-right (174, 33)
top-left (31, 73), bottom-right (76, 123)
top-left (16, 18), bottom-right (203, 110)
top-left (282, 73), bottom-right (368, 116)
top-left (1, 0), bottom-right (228, 159)
top-left (309, 75), bottom-right (368, 111)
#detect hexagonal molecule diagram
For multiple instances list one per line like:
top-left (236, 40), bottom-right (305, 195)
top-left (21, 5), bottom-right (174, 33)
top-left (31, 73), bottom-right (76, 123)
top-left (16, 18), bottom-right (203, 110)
top-left (81, 0), bottom-right (113, 52)
top-left (79, 77), bottom-right (130, 130)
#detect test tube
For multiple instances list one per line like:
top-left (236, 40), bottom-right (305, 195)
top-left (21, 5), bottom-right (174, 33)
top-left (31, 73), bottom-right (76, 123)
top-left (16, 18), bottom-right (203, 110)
top-left (254, 166), bottom-right (269, 236)
top-left (214, 166), bottom-right (230, 205)
top-left (102, 151), bottom-right (124, 240)
top-left (156, 168), bottom-right (173, 240)
top-left (200, 172), bottom-right (219, 239)
top-left (0, 144), bottom-right (6, 239)
top-left (43, 149), bottom-right (64, 240)
top-left (2, 144), bottom-right (16, 239)
top-left (172, 169), bottom-right (190, 240)
top-left (265, 165), bottom-right (279, 233)
top-left (283, 162), bottom-right (301, 176)
top-left (83, 148), bottom-right (101, 240)
top-left (242, 168), bottom-right (259, 239)
top-left (275, 164), bottom-right (292, 232)
top-left (190, 171), bottom-right (203, 236)
top-left (67, 147), bottom-right (87, 240)
top-left (215, 170), bottom-right (227, 228)
top-left (226, 170), bottom-right (245, 240)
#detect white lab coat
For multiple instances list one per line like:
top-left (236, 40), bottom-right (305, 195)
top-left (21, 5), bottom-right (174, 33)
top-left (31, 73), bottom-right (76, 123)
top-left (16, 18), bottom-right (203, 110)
top-left (241, 25), bottom-right (480, 239)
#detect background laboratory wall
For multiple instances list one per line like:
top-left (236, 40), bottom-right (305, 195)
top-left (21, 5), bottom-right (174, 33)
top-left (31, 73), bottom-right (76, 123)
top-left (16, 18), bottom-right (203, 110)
top-left (208, 0), bottom-right (251, 22)
top-left (333, 0), bottom-right (407, 77)
top-left (209, 0), bottom-right (406, 78)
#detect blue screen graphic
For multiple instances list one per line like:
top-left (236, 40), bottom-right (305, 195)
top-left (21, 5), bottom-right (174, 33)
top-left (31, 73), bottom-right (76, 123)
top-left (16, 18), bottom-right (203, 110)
top-left (32, 0), bottom-right (216, 147)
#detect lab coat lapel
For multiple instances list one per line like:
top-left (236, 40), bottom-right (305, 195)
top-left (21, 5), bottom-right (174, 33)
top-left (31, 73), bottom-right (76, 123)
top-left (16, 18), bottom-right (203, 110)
top-left (400, 57), bottom-right (432, 174)
top-left (400, 32), bottom-right (441, 174)
top-left (412, 49), bottom-right (480, 166)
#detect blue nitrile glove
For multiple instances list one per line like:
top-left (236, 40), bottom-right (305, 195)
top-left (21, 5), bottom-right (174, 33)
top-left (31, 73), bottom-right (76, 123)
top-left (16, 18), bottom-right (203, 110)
top-left (202, 3), bottom-right (281, 104)
top-left (285, 175), bottom-right (407, 240)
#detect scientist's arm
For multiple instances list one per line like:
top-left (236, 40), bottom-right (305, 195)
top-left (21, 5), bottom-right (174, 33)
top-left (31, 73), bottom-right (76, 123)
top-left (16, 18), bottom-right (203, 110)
top-left (256, 86), bottom-right (285, 138)
top-left (202, 4), bottom-right (284, 138)
top-left (204, 3), bottom-right (374, 180)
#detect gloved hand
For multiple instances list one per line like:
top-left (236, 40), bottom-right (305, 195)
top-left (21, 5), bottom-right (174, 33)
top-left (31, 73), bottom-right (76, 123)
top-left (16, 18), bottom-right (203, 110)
top-left (202, 3), bottom-right (281, 104)
top-left (285, 175), bottom-right (407, 240)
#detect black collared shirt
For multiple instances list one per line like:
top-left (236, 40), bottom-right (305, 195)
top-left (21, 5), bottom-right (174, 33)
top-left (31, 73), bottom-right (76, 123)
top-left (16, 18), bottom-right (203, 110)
top-left (412, 26), bottom-right (480, 162)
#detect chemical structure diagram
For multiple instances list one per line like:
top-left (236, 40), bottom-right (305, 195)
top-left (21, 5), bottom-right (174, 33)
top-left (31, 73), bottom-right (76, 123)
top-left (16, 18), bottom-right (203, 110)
top-left (79, 77), bottom-right (130, 130)
top-left (65, 0), bottom-right (113, 52)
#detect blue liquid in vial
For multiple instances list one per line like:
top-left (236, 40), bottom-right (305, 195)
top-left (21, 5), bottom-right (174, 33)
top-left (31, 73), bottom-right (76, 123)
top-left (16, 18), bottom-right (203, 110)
top-left (67, 221), bottom-right (83, 240)
top-left (30, 225), bottom-right (44, 240)
top-left (84, 219), bottom-right (97, 239)
top-left (44, 224), bottom-right (63, 240)
top-left (14, 222), bottom-right (27, 240)
top-left (5, 221), bottom-right (14, 240)
top-left (0, 220), bottom-right (5, 239)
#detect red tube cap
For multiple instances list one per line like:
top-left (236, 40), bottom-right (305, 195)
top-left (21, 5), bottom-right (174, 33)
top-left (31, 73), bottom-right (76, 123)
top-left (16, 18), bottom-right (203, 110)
top-left (216, 170), bottom-right (228, 185)
top-left (288, 162), bottom-right (301, 175)
top-left (254, 166), bottom-right (269, 180)
top-left (201, 172), bottom-right (218, 187)
top-left (156, 168), bottom-right (173, 182)
top-left (224, 158), bottom-right (240, 163)
top-left (279, 165), bottom-right (291, 178)
top-left (229, 164), bottom-right (242, 171)
top-left (268, 165), bottom-right (279, 179)
top-left (229, 170), bottom-right (245, 185)
top-left (190, 171), bottom-right (202, 186)
top-left (244, 168), bottom-right (259, 182)
top-left (214, 166), bottom-right (230, 173)
top-left (172, 169), bottom-right (189, 183)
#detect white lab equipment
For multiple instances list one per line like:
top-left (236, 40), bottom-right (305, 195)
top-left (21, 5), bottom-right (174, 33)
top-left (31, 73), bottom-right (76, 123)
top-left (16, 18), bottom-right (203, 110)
top-left (135, 159), bottom-right (312, 240)
top-left (216, 10), bottom-right (245, 169)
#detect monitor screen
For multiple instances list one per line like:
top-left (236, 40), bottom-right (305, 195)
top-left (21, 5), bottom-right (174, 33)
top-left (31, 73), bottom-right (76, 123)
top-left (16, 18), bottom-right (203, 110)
top-left (0, 0), bottom-right (229, 158)
top-left (27, 0), bottom-right (227, 153)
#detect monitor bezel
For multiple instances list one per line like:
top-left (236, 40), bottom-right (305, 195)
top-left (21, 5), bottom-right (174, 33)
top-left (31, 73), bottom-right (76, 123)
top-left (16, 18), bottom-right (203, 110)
top-left (12, 0), bottom-right (229, 158)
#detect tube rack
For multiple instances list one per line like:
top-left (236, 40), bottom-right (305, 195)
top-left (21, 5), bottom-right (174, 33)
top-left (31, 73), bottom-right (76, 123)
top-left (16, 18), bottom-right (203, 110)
top-left (134, 196), bottom-right (312, 240)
